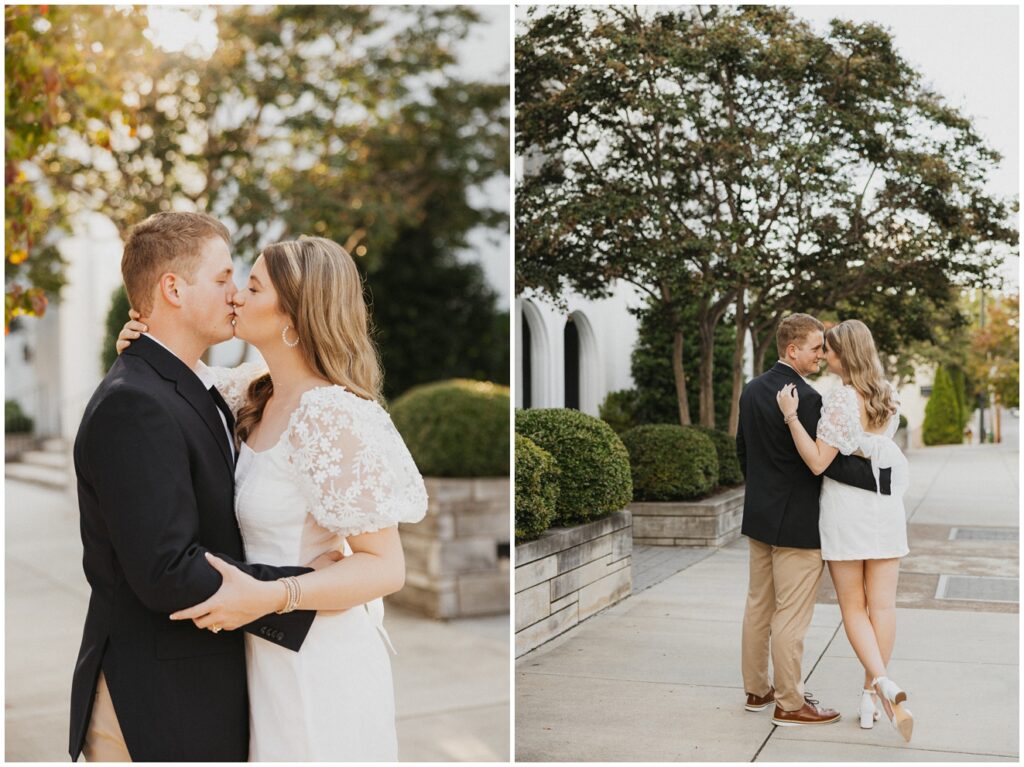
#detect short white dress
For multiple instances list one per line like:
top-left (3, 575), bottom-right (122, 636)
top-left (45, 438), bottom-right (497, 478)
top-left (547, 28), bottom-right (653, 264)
top-left (817, 384), bottom-right (910, 561)
top-left (211, 363), bottom-right (429, 761)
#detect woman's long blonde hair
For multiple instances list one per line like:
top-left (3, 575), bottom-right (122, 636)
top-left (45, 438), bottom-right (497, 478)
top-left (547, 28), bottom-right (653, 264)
top-left (824, 319), bottom-right (897, 429)
top-left (236, 236), bottom-right (383, 446)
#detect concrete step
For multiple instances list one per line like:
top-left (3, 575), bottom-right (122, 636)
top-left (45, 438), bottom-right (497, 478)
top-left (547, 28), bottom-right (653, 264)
top-left (4, 462), bottom-right (70, 490)
top-left (40, 438), bottom-right (68, 453)
top-left (19, 451), bottom-right (68, 469)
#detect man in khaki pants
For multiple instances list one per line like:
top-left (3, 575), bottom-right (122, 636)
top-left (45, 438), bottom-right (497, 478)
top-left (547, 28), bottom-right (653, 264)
top-left (735, 314), bottom-right (890, 725)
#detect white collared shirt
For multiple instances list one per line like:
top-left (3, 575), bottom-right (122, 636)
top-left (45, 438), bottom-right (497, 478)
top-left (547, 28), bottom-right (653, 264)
top-left (142, 332), bottom-right (235, 460)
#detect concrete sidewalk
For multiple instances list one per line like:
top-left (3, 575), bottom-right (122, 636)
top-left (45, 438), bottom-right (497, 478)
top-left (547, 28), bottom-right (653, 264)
top-left (4, 480), bottom-right (509, 762)
top-left (516, 419), bottom-right (1019, 761)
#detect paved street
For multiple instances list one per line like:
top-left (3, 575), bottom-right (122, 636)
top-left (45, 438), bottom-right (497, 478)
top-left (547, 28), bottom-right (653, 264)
top-left (4, 480), bottom-right (510, 762)
top-left (517, 417), bottom-right (1019, 761)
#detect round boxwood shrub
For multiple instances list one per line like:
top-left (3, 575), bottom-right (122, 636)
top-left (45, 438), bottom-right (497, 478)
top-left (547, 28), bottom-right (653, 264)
top-left (515, 408), bottom-right (632, 526)
top-left (390, 379), bottom-right (509, 477)
top-left (691, 425), bottom-right (743, 487)
top-left (5, 399), bottom-right (33, 434)
top-left (515, 433), bottom-right (559, 542)
top-left (620, 424), bottom-right (718, 502)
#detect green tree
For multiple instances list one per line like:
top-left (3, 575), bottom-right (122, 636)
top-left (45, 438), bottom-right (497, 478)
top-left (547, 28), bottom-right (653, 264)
top-left (922, 366), bottom-right (963, 445)
top-left (367, 225), bottom-right (509, 399)
top-left (5, 5), bottom-right (147, 329)
top-left (516, 5), bottom-right (1016, 434)
top-left (10, 6), bottom-right (509, 387)
top-left (101, 284), bottom-right (130, 372)
top-left (967, 292), bottom-right (1019, 410)
top-left (628, 300), bottom-right (735, 428)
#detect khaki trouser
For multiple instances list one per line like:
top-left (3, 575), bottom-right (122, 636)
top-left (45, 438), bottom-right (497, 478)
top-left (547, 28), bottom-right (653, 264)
top-left (741, 537), bottom-right (824, 711)
top-left (83, 671), bottom-right (131, 762)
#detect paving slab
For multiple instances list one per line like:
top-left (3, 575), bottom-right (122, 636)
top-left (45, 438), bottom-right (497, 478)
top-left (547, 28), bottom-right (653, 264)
top-left (757, 738), bottom-right (1018, 762)
top-left (519, 613), bottom-right (838, 689)
top-left (516, 672), bottom-right (770, 762)
top-left (777, 655), bottom-right (1018, 759)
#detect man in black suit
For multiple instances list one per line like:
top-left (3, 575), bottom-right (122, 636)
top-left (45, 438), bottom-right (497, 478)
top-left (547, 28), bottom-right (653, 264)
top-left (735, 313), bottom-right (890, 727)
top-left (70, 212), bottom-right (319, 761)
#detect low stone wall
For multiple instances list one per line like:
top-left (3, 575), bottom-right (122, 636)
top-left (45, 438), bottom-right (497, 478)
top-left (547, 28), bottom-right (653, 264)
top-left (514, 510), bottom-right (632, 657)
top-left (390, 476), bottom-right (510, 619)
top-left (629, 486), bottom-right (745, 547)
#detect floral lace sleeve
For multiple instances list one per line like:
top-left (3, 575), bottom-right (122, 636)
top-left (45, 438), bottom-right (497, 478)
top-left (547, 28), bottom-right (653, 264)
top-left (284, 386), bottom-right (428, 537)
top-left (817, 385), bottom-right (861, 455)
top-left (206, 361), bottom-right (269, 417)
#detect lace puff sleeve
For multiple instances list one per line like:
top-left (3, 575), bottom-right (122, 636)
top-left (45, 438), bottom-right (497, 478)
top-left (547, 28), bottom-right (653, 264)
top-left (284, 386), bottom-right (428, 538)
top-left (817, 385), bottom-right (862, 455)
top-left (206, 361), bottom-right (269, 417)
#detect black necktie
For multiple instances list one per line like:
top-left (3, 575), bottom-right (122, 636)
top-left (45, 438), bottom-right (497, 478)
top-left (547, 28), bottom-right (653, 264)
top-left (208, 386), bottom-right (236, 456)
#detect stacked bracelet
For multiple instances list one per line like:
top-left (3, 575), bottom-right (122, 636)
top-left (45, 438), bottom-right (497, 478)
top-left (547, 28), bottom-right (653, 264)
top-left (276, 576), bottom-right (302, 614)
top-left (784, 414), bottom-right (799, 424)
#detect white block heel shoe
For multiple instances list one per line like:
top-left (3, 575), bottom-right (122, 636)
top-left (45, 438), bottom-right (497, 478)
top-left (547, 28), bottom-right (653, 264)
top-left (859, 688), bottom-right (880, 729)
top-left (872, 676), bottom-right (913, 742)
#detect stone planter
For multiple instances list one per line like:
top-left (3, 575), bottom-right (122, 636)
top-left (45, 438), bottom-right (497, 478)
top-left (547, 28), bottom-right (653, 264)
top-left (514, 510), bottom-right (632, 657)
top-left (629, 486), bottom-right (745, 547)
top-left (389, 476), bottom-right (510, 619)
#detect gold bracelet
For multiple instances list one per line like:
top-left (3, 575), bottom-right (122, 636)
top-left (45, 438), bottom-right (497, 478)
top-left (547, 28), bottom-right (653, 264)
top-left (784, 414), bottom-right (798, 424)
top-left (275, 577), bottom-right (297, 614)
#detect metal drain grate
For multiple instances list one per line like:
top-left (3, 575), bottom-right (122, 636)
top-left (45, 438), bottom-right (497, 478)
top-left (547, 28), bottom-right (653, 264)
top-left (936, 575), bottom-right (1018, 603)
top-left (948, 527), bottom-right (1018, 541)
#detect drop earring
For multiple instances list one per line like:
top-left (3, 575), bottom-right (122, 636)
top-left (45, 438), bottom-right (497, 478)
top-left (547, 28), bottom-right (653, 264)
top-left (282, 325), bottom-right (299, 348)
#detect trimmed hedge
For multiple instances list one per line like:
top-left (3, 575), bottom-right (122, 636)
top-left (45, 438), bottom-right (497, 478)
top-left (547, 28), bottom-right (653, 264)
top-left (390, 379), bottom-right (509, 477)
top-left (5, 399), bottom-right (33, 434)
top-left (515, 408), bottom-right (632, 526)
top-left (598, 389), bottom-right (639, 434)
top-left (515, 433), bottom-right (559, 542)
top-left (691, 425), bottom-right (743, 487)
top-left (620, 424), bottom-right (718, 501)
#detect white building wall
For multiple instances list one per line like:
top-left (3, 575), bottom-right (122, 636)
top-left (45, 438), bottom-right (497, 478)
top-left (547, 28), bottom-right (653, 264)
top-left (515, 281), bottom-right (644, 416)
top-left (56, 213), bottom-right (127, 440)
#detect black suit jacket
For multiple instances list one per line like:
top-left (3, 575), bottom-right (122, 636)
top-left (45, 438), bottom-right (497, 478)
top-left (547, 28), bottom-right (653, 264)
top-left (69, 335), bottom-right (316, 761)
top-left (735, 362), bottom-right (891, 549)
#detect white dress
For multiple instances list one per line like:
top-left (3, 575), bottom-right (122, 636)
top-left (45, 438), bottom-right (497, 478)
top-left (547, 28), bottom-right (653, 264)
top-left (817, 384), bottom-right (910, 561)
top-left (210, 363), bottom-right (429, 761)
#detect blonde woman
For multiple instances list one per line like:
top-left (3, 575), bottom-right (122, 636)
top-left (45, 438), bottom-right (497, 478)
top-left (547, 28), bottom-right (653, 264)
top-left (118, 236), bottom-right (427, 760)
top-left (775, 319), bottom-right (913, 742)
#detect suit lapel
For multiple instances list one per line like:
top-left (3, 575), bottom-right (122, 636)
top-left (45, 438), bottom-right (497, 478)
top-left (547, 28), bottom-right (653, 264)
top-left (124, 336), bottom-right (235, 477)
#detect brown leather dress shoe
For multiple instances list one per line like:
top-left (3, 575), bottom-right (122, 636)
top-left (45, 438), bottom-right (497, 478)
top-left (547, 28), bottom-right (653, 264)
top-left (745, 687), bottom-right (775, 712)
top-left (772, 695), bottom-right (841, 726)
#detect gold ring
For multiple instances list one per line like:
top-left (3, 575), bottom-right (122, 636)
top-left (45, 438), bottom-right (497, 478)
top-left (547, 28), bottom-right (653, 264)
top-left (211, 626), bottom-right (222, 633)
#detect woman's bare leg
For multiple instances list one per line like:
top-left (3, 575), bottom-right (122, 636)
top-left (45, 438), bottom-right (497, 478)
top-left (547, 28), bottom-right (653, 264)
top-left (829, 560), bottom-right (887, 682)
top-left (862, 558), bottom-right (901, 686)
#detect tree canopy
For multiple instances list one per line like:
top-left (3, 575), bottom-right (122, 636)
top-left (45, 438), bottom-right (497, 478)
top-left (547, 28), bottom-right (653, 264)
top-left (6, 5), bottom-right (509, 336)
top-left (516, 5), bottom-right (1017, 432)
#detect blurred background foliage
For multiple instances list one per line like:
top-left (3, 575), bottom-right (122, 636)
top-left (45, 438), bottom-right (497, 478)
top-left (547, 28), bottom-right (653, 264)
top-left (7, 5), bottom-right (509, 397)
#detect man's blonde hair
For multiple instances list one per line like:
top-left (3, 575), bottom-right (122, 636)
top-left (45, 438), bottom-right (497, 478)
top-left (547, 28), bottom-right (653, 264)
top-left (121, 212), bottom-right (230, 314)
top-left (776, 313), bottom-right (824, 357)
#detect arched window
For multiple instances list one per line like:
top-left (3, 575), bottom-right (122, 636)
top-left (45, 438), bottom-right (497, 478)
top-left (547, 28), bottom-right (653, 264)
top-left (518, 299), bottom-right (550, 409)
top-left (563, 317), bottom-right (580, 410)
top-left (521, 307), bottom-right (533, 409)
